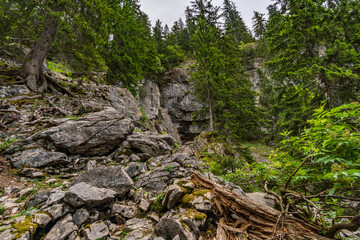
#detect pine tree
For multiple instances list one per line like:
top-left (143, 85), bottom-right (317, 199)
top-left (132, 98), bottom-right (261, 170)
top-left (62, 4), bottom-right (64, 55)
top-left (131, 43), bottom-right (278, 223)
top-left (259, 0), bottom-right (360, 139)
top-left (222, 0), bottom-right (253, 44)
top-left (105, 0), bottom-right (160, 90)
top-left (252, 11), bottom-right (266, 39)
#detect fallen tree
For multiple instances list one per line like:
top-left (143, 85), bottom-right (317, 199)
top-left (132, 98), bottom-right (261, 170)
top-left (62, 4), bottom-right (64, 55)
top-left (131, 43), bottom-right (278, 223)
top-left (191, 171), bottom-right (333, 240)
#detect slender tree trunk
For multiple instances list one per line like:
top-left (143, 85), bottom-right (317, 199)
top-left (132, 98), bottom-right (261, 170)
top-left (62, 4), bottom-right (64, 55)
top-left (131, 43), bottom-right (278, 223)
top-left (207, 86), bottom-right (214, 131)
top-left (21, 16), bottom-right (58, 92)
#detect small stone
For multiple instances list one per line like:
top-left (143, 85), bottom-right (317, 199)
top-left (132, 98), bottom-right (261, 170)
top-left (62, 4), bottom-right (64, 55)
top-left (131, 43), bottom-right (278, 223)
top-left (32, 171), bottom-right (45, 178)
top-left (43, 204), bottom-right (68, 221)
top-left (182, 182), bottom-right (195, 190)
top-left (83, 221), bottom-right (109, 240)
top-left (139, 198), bottom-right (150, 212)
top-left (45, 179), bottom-right (57, 184)
top-left (33, 213), bottom-right (52, 228)
top-left (73, 208), bottom-right (89, 227)
top-left (149, 213), bottom-right (160, 223)
top-left (44, 214), bottom-right (78, 240)
top-left (112, 203), bottom-right (137, 219)
top-left (124, 218), bottom-right (152, 231)
top-left (162, 185), bottom-right (184, 210)
top-left (11, 207), bottom-right (19, 215)
top-left (126, 229), bottom-right (143, 239)
top-left (192, 196), bottom-right (213, 212)
top-left (85, 160), bottom-right (97, 171)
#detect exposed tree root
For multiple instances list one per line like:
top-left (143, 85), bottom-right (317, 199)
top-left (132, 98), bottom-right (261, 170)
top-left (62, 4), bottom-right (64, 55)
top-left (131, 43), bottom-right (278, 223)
top-left (5, 94), bottom-right (42, 103)
top-left (45, 74), bottom-right (74, 97)
top-left (191, 171), bottom-right (333, 240)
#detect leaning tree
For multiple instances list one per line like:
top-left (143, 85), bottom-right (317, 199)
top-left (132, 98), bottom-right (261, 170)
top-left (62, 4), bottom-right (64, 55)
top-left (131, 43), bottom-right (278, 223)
top-left (2, 0), bottom-right (111, 92)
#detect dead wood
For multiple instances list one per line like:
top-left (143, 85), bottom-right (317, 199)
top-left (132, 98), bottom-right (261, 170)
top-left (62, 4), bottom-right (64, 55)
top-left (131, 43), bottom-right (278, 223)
top-left (6, 94), bottom-right (42, 103)
top-left (0, 80), bottom-right (26, 86)
top-left (0, 109), bottom-right (20, 114)
top-left (326, 214), bottom-right (360, 238)
top-left (191, 171), bottom-right (333, 240)
top-left (45, 74), bottom-right (74, 96)
top-left (45, 97), bottom-right (69, 116)
top-left (23, 117), bottom-right (59, 127)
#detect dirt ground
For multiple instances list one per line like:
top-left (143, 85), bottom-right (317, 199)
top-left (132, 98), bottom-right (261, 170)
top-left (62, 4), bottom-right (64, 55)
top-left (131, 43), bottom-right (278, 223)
top-left (0, 156), bottom-right (24, 189)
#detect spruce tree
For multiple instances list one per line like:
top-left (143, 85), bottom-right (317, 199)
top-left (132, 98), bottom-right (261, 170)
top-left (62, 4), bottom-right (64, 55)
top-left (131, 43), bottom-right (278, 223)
top-left (222, 0), bottom-right (253, 44)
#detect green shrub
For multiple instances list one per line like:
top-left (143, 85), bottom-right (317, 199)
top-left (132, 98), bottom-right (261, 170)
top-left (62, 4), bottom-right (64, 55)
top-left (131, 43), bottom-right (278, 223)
top-left (251, 103), bottom-right (360, 233)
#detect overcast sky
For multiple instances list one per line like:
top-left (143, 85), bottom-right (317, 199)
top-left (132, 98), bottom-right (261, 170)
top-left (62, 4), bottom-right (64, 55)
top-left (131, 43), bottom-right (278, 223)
top-left (139, 0), bottom-right (272, 29)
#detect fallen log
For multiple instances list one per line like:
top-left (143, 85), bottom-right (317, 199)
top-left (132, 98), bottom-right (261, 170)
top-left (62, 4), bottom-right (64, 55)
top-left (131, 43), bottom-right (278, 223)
top-left (191, 171), bottom-right (333, 240)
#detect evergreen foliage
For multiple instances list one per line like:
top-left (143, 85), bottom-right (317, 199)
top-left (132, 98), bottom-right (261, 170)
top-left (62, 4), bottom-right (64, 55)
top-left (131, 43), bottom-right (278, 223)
top-left (187, 0), bottom-right (260, 139)
top-left (105, 0), bottom-right (160, 90)
top-left (258, 0), bottom-right (360, 140)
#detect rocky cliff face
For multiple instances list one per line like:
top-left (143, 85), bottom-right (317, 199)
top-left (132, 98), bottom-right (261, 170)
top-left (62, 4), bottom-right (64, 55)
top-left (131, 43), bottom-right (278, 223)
top-left (0, 70), bottom-right (243, 240)
top-left (161, 67), bottom-right (208, 141)
top-left (0, 63), bottom-right (333, 240)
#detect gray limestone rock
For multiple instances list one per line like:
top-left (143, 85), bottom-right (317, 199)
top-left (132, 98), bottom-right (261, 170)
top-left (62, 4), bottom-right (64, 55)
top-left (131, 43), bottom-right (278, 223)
top-left (154, 218), bottom-right (198, 240)
top-left (0, 229), bottom-right (16, 240)
top-left (125, 162), bottom-right (148, 178)
top-left (156, 107), bottom-right (182, 145)
top-left (162, 185), bottom-right (185, 210)
top-left (11, 148), bottom-right (69, 169)
top-left (83, 221), bottom-right (109, 240)
top-left (138, 79), bottom-right (161, 120)
top-left (32, 213), bottom-right (52, 228)
top-left (112, 203), bottom-right (137, 219)
top-left (43, 204), bottom-right (71, 221)
top-left (43, 214), bottom-right (78, 240)
top-left (123, 218), bottom-right (152, 232)
top-left (64, 182), bottom-right (116, 208)
top-left (161, 67), bottom-right (208, 140)
top-left (125, 229), bottom-right (144, 240)
top-left (73, 208), bottom-right (89, 227)
top-left (247, 192), bottom-right (278, 209)
top-left (35, 108), bottom-right (134, 156)
top-left (139, 198), bottom-right (150, 212)
top-left (127, 132), bottom-right (175, 157)
top-left (71, 166), bottom-right (133, 197)
top-left (192, 196), bottom-right (213, 212)
top-left (108, 86), bottom-right (142, 121)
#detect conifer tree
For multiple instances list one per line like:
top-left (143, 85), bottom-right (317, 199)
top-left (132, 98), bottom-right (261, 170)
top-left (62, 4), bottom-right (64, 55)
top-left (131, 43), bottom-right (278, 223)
top-left (222, 0), bottom-right (253, 44)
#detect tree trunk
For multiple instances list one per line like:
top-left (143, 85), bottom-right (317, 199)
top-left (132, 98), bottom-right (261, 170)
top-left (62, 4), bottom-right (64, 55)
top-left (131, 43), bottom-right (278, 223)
top-left (207, 85), bottom-right (214, 131)
top-left (191, 171), bottom-right (334, 240)
top-left (21, 16), bottom-right (58, 92)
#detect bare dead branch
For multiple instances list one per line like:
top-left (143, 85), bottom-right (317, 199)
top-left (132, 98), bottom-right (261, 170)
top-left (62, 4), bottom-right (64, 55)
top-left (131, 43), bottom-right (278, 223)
top-left (326, 214), bottom-right (360, 238)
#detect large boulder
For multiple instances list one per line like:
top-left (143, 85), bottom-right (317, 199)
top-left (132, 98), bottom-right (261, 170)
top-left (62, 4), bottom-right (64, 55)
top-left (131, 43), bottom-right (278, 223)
top-left (35, 108), bottom-right (134, 156)
top-left (11, 148), bottom-right (69, 169)
top-left (127, 132), bottom-right (175, 157)
top-left (71, 166), bottom-right (133, 197)
top-left (64, 182), bottom-right (117, 208)
top-left (108, 86), bottom-right (142, 121)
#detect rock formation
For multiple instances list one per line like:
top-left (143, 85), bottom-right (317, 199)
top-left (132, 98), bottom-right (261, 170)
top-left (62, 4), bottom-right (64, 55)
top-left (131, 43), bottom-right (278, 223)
top-left (0, 67), bottom-right (336, 240)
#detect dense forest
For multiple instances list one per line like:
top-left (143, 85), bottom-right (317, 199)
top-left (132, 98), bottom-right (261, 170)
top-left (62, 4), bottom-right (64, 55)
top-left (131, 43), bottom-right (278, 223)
top-left (1, 0), bottom-right (360, 238)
